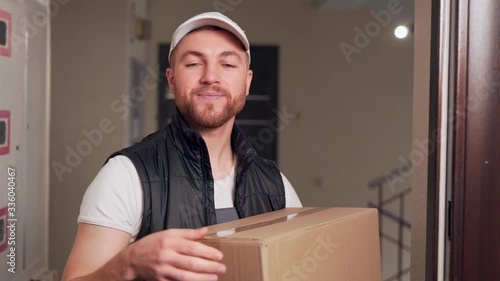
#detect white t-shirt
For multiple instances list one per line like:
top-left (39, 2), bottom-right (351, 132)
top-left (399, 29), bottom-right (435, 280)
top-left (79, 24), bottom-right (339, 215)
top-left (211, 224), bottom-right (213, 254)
top-left (78, 155), bottom-right (302, 242)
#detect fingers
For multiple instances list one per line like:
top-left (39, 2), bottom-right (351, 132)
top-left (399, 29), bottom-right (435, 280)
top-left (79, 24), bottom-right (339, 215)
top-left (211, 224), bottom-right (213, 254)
top-left (160, 228), bottom-right (223, 261)
top-left (168, 252), bottom-right (226, 274)
top-left (175, 239), bottom-right (223, 262)
top-left (146, 228), bottom-right (226, 281)
top-left (167, 227), bottom-right (209, 240)
top-left (161, 265), bottom-right (220, 281)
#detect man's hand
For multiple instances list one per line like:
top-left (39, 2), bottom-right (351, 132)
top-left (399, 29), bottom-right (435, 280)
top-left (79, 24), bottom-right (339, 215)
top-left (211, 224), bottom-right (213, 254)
top-left (124, 227), bottom-right (226, 281)
top-left (62, 225), bottom-right (225, 281)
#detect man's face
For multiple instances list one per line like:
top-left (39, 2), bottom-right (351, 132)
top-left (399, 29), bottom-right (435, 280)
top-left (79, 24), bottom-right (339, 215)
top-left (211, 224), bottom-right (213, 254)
top-left (166, 28), bottom-right (253, 129)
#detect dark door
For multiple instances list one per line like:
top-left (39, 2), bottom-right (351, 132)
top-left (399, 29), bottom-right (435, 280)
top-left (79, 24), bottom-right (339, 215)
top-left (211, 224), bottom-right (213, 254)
top-left (158, 44), bottom-right (279, 162)
top-left (450, 0), bottom-right (500, 280)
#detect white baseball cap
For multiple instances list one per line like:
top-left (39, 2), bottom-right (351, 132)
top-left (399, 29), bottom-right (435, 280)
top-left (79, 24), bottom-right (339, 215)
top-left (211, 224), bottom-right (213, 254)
top-left (168, 12), bottom-right (251, 64)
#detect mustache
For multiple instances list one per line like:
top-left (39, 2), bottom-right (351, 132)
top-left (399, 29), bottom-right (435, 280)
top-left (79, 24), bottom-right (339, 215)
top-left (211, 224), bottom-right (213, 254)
top-left (191, 85), bottom-right (231, 96)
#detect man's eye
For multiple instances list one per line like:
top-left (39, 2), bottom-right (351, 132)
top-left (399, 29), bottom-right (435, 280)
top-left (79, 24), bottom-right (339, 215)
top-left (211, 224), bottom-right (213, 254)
top-left (222, 64), bottom-right (236, 68)
top-left (186, 63), bottom-right (200, 67)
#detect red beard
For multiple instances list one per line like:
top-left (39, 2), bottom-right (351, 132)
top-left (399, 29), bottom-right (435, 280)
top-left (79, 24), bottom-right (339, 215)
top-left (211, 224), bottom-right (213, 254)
top-left (177, 85), bottom-right (246, 129)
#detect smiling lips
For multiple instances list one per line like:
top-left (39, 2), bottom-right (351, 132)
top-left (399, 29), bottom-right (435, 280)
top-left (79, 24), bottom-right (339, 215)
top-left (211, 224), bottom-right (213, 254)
top-left (196, 91), bottom-right (225, 100)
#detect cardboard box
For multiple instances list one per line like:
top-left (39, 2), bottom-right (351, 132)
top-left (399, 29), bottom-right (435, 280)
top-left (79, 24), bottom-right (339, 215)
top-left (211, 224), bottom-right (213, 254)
top-left (201, 207), bottom-right (382, 281)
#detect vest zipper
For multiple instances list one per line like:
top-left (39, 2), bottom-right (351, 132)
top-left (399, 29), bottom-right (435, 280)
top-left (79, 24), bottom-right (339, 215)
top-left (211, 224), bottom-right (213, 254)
top-left (200, 141), bottom-right (213, 225)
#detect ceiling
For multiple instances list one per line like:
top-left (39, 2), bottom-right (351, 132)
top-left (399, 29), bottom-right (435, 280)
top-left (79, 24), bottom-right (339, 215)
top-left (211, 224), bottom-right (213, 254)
top-left (311, 0), bottom-right (414, 23)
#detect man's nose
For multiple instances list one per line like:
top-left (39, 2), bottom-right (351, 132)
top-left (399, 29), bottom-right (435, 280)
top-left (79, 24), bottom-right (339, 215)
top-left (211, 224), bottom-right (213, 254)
top-left (200, 63), bottom-right (220, 84)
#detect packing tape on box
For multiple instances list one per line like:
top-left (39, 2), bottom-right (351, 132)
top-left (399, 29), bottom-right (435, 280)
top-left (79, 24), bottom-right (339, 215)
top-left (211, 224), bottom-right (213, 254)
top-left (207, 207), bottom-right (328, 238)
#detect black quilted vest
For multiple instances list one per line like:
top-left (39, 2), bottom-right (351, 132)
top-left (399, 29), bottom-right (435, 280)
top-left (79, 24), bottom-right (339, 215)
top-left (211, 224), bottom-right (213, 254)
top-left (106, 109), bottom-right (285, 241)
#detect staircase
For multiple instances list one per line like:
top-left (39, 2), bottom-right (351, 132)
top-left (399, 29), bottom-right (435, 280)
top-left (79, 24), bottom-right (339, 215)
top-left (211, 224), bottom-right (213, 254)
top-left (368, 162), bottom-right (412, 281)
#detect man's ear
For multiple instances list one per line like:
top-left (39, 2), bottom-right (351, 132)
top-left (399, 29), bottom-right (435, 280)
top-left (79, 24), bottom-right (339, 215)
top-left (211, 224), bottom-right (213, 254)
top-left (245, 69), bottom-right (253, 97)
top-left (166, 67), bottom-right (175, 94)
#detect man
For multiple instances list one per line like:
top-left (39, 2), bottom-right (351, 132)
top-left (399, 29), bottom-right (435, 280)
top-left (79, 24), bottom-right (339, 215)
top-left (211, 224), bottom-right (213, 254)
top-left (62, 12), bottom-right (301, 281)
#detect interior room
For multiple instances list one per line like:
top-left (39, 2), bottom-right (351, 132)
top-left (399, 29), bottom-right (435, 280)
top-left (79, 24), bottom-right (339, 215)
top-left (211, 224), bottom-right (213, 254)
top-left (2, 0), bottom-right (498, 280)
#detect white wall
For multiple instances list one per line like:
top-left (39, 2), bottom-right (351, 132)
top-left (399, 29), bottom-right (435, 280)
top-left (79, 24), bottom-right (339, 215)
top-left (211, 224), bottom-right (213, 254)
top-left (49, 0), bottom-right (128, 276)
top-left (0, 0), bottom-right (50, 280)
top-left (127, 0), bottom-right (153, 144)
top-left (411, 0), bottom-right (432, 279)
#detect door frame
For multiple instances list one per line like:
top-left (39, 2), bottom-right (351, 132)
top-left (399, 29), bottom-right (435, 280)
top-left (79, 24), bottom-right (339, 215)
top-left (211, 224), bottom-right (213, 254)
top-left (449, 0), bottom-right (500, 279)
top-left (411, 0), bottom-right (442, 278)
top-left (413, 0), bottom-right (500, 279)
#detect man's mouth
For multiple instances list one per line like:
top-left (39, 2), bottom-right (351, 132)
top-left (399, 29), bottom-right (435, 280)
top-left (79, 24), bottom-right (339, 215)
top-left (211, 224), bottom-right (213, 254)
top-left (196, 91), bottom-right (224, 100)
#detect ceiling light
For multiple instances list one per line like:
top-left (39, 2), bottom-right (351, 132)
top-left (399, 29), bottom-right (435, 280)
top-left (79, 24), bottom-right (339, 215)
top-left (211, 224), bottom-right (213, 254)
top-left (394, 26), bottom-right (409, 39)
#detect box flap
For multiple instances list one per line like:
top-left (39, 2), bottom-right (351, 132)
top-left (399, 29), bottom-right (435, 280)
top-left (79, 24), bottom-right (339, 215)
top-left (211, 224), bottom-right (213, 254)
top-left (203, 208), bottom-right (377, 242)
